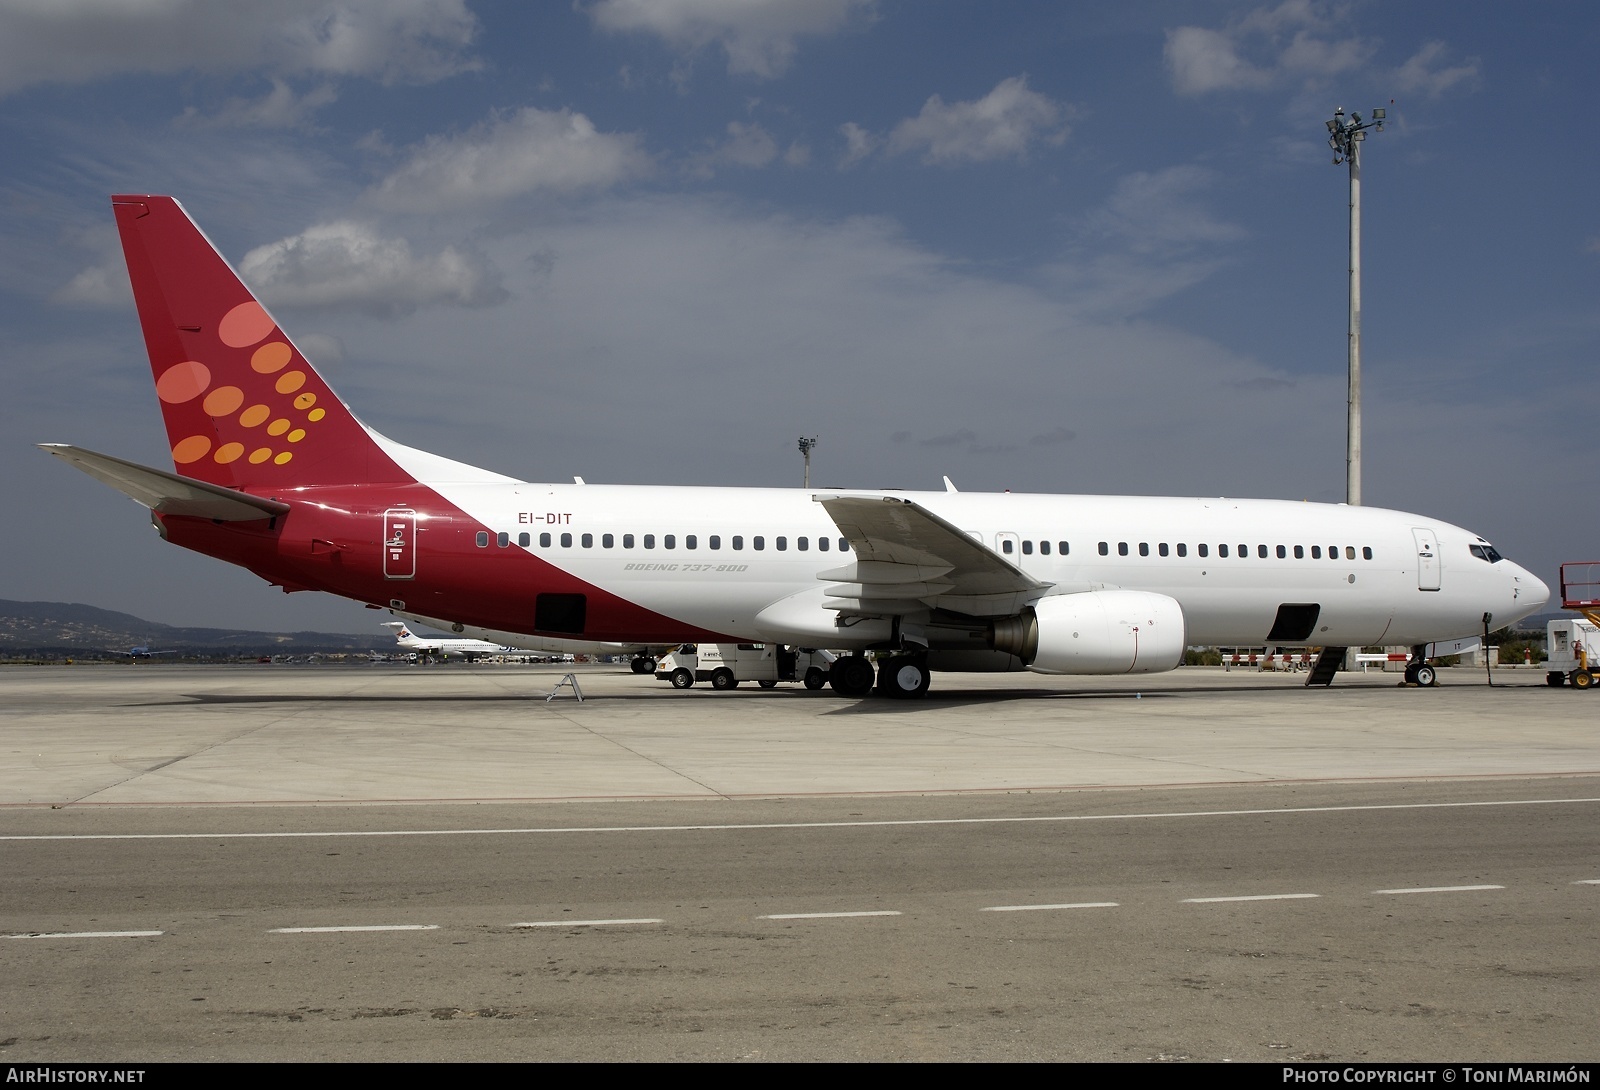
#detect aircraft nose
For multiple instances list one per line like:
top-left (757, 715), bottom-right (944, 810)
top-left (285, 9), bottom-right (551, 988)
top-left (1514, 566), bottom-right (1550, 612)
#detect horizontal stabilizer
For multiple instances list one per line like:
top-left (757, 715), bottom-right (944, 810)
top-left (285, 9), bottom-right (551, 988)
top-left (39, 444), bottom-right (289, 522)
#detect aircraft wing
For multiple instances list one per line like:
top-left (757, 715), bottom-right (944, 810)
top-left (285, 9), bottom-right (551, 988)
top-left (815, 495), bottom-right (1050, 617)
top-left (40, 444), bottom-right (290, 522)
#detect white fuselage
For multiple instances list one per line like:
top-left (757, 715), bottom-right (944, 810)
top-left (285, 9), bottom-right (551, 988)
top-left (427, 480), bottom-right (1546, 651)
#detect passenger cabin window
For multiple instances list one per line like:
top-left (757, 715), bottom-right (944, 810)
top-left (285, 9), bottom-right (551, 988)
top-left (1176, 543), bottom-right (1187, 557)
top-left (581, 533), bottom-right (593, 548)
top-left (710, 535), bottom-right (721, 549)
top-left (1293, 545), bottom-right (1303, 558)
top-left (540, 532), bottom-right (552, 548)
top-left (754, 536), bottom-right (765, 550)
top-left (797, 537), bottom-right (808, 551)
top-left (1363, 546), bottom-right (1374, 560)
top-left (518, 532), bottom-right (530, 547)
top-left (817, 537), bottom-right (829, 552)
top-left (776, 537), bottom-right (786, 551)
top-left (603, 533), bottom-right (614, 548)
top-left (623, 534), bottom-right (634, 548)
top-left (497, 532), bottom-right (509, 548)
top-left (1345, 546), bottom-right (1356, 560)
top-left (1039, 541), bottom-right (1050, 556)
top-left (560, 532), bottom-right (572, 547)
top-left (1138, 542), bottom-right (1149, 557)
top-left (1099, 542), bottom-right (1109, 556)
top-left (664, 534), bottom-right (675, 549)
top-left (1058, 541), bottom-right (1070, 555)
top-left (733, 536), bottom-right (744, 550)
top-left (1197, 544), bottom-right (1207, 558)
top-left (1219, 544), bottom-right (1229, 558)
top-left (1311, 545), bottom-right (1321, 559)
top-left (476, 531), bottom-right (489, 547)
top-left (686, 535), bottom-right (697, 549)
top-left (1118, 542), bottom-right (1129, 556)
top-left (1276, 545), bottom-right (1286, 558)
top-left (1002, 539), bottom-right (1014, 554)
top-left (839, 538), bottom-right (849, 552)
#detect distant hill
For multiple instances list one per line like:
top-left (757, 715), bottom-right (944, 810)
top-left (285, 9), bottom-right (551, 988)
top-left (0, 599), bottom-right (381, 657)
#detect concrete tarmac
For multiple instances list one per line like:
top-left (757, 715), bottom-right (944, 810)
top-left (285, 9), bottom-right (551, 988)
top-left (2, 662), bottom-right (1596, 807)
top-left (2, 662), bottom-right (1597, 1062)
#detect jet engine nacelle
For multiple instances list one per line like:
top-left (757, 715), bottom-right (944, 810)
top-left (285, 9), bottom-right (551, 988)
top-left (989, 590), bottom-right (1187, 675)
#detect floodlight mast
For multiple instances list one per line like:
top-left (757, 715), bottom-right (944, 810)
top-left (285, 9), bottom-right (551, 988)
top-left (798, 435), bottom-right (817, 488)
top-left (1326, 105), bottom-right (1384, 506)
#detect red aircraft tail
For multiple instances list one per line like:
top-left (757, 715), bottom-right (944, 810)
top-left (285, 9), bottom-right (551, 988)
top-left (112, 195), bottom-right (408, 489)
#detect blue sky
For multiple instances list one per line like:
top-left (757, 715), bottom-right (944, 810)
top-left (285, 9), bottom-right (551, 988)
top-left (3, 0), bottom-right (1596, 634)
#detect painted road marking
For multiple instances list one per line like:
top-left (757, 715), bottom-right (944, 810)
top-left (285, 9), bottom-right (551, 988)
top-left (513, 918), bottom-right (663, 928)
top-left (7, 796), bottom-right (1597, 842)
top-left (982, 902), bottom-right (1119, 912)
top-left (269, 925), bottom-right (440, 933)
top-left (759, 911), bottom-right (902, 920)
top-left (1373, 885), bottom-right (1504, 895)
top-left (6, 930), bottom-right (163, 939)
top-left (1182, 894), bottom-right (1320, 903)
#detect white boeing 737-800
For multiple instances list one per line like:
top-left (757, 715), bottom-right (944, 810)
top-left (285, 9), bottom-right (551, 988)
top-left (42, 196), bottom-right (1548, 697)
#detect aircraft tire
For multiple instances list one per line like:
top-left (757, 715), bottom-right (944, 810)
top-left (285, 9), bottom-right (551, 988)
top-left (711, 668), bottom-right (738, 690)
top-left (878, 656), bottom-right (931, 699)
top-left (671, 668), bottom-right (694, 689)
top-left (803, 668), bottom-right (826, 690)
top-left (1573, 669), bottom-right (1594, 690)
top-left (830, 656), bottom-right (875, 698)
top-left (1414, 663), bottom-right (1437, 688)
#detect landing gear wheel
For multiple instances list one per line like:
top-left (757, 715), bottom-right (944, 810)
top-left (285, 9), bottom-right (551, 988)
top-left (670, 668), bottom-right (694, 689)
top-left (1548, 671), bottom-right (1567, 687)
top-left (1413, 663), bottom-right (1437, 687)
top-left (803, 667), bottom-right (826, 690)
top-left (758, 679), bottom-right (777, 689)
top-left (1403, 661), bottom-right (1420, 685)
top-left (878, 656), bottom-right (931, 699)
top-left (630, 657), bottom-right (650, 674)
top-left (829, 656), bottom-right (875, 698)
top-left (711, 668), bottom-right (738, 691)
top-left (1572, 669), bottom-right (1594, 690)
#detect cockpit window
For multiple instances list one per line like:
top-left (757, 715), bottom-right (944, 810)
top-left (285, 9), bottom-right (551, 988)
top-left (1469, 543), bottom-right (1504, 563)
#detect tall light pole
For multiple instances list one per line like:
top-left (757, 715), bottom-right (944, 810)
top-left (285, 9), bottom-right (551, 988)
top-left (798, 435), bottom-right (817, 488)
top-left (1326, 105), bottom-right (1384, 507)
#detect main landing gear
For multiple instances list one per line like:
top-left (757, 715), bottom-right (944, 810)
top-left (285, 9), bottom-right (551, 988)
top-left (827, 654), bottom-right (932, 699)
top-left (630, 656), bottom-right (656, 675)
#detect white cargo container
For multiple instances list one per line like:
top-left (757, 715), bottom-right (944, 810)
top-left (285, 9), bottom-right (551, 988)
top-left (655, 644), bottom-right (838, 690)
top-left (1545, 617), bottom-right (1599, 689)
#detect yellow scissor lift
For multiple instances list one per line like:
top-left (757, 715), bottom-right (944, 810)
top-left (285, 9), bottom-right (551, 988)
top-left (1552, 563), bottom-right (1600, 689)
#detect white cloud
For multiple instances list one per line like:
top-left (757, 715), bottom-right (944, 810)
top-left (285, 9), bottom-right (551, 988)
top-left (686, 121), bottom-right (780, 177)
top-left (0, 0), bottom-right (478, 96)
top-left (370, 107), bottom-right (652, 209)
top-left (587, 0), bottom-right (873, 78)
top-left (837, 121), bottom-right (878, 168)
top-left (238, 220), bottom-right (506, 316)
top-left (1393, 41), bottom-right (1480, 98)
top-left (176, 79), bottom-right (338, 129)
top-left (882, 76), bottom-right (1068, 165)
top-left (1164, 1), bottom-right (1369, 95)
top-left (52, 258), bottom-right (132, 308)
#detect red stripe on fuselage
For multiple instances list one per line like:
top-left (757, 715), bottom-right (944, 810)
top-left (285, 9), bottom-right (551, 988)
top-left (157, 483), bottom-right (731, 643)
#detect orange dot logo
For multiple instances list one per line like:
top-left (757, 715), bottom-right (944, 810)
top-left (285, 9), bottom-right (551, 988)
top-left (203, 385), bottom-right (244, 417)
top-left (172, 435), bottom-right (212, 463)
top-left (293, 392), bottom-right (317, 410)
top-left (219, 302), bottom-right (275, 348)
top-left (274, 451), bottom-right (293, 465)
top-left (251, 342), bottom-right (292, 374)
top-left (240, 404), bottom-right (270, 428)
top-left (307, 408), bottom-right (327, 422)
top-left (156, 361), bottom-right (210, 404)
top-left (287, 429), bottom-right (306, 443)
top-left (249, 448), bottom-right (272, 464)
top-left (214, 442), bottom-right (245, 464)
top-left (275, 370), bottom-right (306, 395)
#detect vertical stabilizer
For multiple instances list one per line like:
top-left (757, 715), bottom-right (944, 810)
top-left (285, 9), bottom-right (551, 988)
top-left (112, 195), bottom-right (409, 489)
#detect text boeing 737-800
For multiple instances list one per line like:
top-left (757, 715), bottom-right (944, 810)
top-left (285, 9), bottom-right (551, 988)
top-left (41, 195), bottom-right (1548, 697)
